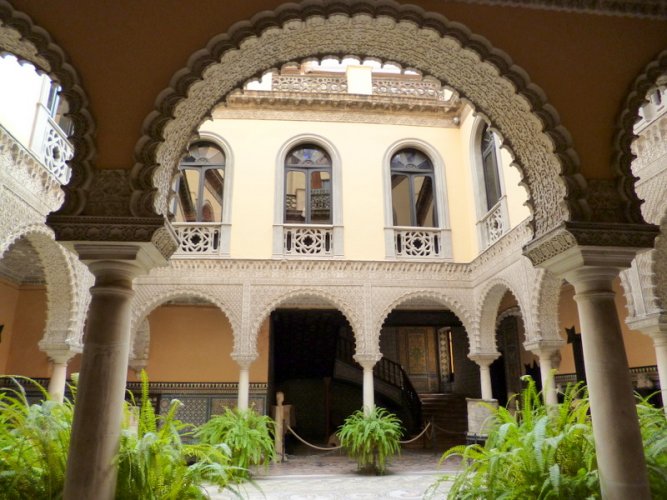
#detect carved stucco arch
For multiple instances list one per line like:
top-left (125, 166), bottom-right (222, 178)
top-left (0, 225), bottom-right (92, 354)
top-left (0, 0), bottom-right (96, 215)
top-left (373, 288), bottom-right (474, 356)
top-left (613, 47), bottom-right (667, 226)
top-left (130, 285), bottom-right (241, 361)
top-left (133, 0), bottom-right (583, 238)
top-left (476, 278), bottom-right (527, 353)
top-left (531, 268), bottom-right (563, 343)
top-left (248, 285), bottom-right (364, 357)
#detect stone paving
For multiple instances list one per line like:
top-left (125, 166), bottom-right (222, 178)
top-left (208, 450), bottom-right (459, 499)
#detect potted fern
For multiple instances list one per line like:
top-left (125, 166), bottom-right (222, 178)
top-left (196, 407), bottom-right (275, 479)
top-left (337, 406), bottom-right (403, 475)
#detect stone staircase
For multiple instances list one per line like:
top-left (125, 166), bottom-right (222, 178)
top-left (417, 393), bottom-right (468, 451)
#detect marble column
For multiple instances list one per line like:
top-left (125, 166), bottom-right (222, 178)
top-left (629, 319), bottom-right (667, 414)
top-left (564, 264), bottom-right (650, 499)
top-left (48, 357), bottom-right (71, 403)
top-left (63, 245), bottom-right (154, 500)
top-left (525, 340), bottom-right (564, 407)
top-left (355, 354), bottom-right (379, 415)
top-left (232, 354), bottom-right (255, 411)
top-left (470, 353), bottom-right (499, 401)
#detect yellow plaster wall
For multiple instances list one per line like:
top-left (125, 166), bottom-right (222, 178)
top-left (0, 56), bottom-right (44, 148)
top-left (137, 305), bottom-right (269, 383)
top-left (200, 117), bottom-right (480, 262)
top-left (557, 278), bottom-right (656, 374)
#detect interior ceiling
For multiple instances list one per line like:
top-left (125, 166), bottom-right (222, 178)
top-left (9, 1), bottom-right (667, 179)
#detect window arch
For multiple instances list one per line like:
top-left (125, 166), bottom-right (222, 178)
top-left (383, 141), bottom-right (451, 260)
top-left (390, 148), bottom-right (437, 227)
top-left (284, 144), bottom-right (332, 224)
top-left (170, 138), bottom-right (233, 257)
top-left (173, 141), bottom-right (225, 223)
top-left (480, 123), bottom-right (503, 212)
top-left (274, 136), bottom-right (343, 258)
top-left (470, 117), bottom-right (508, 250)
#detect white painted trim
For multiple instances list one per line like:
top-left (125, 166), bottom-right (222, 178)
top-left (196, 130), bottom-right (234, 257)
top-left (273, 133), bottom-right (344, 258)
top-left (381, 138), bottom-right (450, 259)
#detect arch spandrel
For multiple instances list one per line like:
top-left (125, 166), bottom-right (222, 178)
top-left (134, 0), bottom-right (582, 240)
top-left (130, 284), bottom-right (242, 360)
top-left (247, 285), bottom-right (365, 356)
top-left (372, 288), bottom-right (475, 354)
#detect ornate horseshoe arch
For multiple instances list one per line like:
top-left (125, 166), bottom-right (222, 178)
top-left (0, 0), bottom-right (96, 215)
top-left (133, 0), bottom-right (583, 239)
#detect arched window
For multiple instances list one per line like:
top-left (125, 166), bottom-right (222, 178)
top-left (480, 124), bottom-right (502, 212)
top-left (390, 148), bottom-right (437, 227)
top-left (284, 144), bottom-right (332, 224)
top-left (173, 141), bottom-right (225, 223)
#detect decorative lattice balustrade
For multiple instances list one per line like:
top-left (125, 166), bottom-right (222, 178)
top-left (393, 227), bottom-right (443, 258)
top-left (479, 200), bottom-right (508, 250)
top-left (173, 223), bottom-right (222, 256)
top-left (632, 113), bottom-right (667, 172)
top-left (40, 115), bottom-right (73, 184)
top-left (283, 224), bottom-right (333, 256)
top-left (270, 74), bottom-right (447, 102)
top-left (272, 75), bottom-right (348, 94)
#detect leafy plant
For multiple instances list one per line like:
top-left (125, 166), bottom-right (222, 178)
top-left (115, 370), bottom-right (238, 499)
top-left (336, 406), bottom-right (403, 475)
top-left (0, 376), bottom-right (71, 499)
top-left (0, 373), bottom-right (239, 499)
top-left (428, 378), bottom-right (667, 499)
top-left (196, 406), bottom-right (275, 478)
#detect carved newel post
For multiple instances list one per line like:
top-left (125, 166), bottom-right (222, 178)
top-left (354, 353), bottom-right (380, 415)
top-left (232, 353), bottom-right (256, 411)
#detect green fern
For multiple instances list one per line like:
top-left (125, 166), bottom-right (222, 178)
top-left (336, 406), bottom-right (403, 475)
top-left (196, 406), bottom-right (275, 479)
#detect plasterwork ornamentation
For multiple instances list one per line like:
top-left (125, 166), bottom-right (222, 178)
top-left (614, 48), bottom-right (667, 225)
top-left (0, 124), bottom-right (64, 217)
top-left (84, 170), bottom-right (132, 217)
top-left (130, 283), bottom-right (243, 360)
top-left (46, 215), bottom-right (178, 261)
top-left (0, 194), bottom-right (44, 259)
top-left (247, 285), bottom-right (365, 354)
top-left (0, 0), bottom-right (96, 216)
top-left (371, 287), bottom-right (475, 354)
top-left (134, 0), bottom-right (581, 239)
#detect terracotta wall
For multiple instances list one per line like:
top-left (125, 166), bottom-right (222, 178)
top-left (557, 277), bottom-right (656, 374)
top-left (131, 304), bottom-right (269, 383)
top-left (0, 282), bottom-right (51, 377)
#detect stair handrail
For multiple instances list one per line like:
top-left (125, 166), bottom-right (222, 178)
top-left (335, 336), bottom-right (422, 430)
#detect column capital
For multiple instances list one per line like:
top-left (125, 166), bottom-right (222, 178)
top-left (523, 222), bottom-right (658, 275)
top-left (47, 215), bottom-right (178, 264)
top-left (354, 352), bottom-right (381, 369)
top-left (231, 352), bottom-right (257, 369)
top-left (73, 242), bottom-right (168, 281)
top-left (523, 339), bottom-right (565, 356)
top-left (468, 352), bottom-right (500, 367)
top-left (42, 347), bottom-right (78, 364)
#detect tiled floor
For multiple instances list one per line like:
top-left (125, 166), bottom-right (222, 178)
top-left (208, 450), bottom-right (458, 499)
